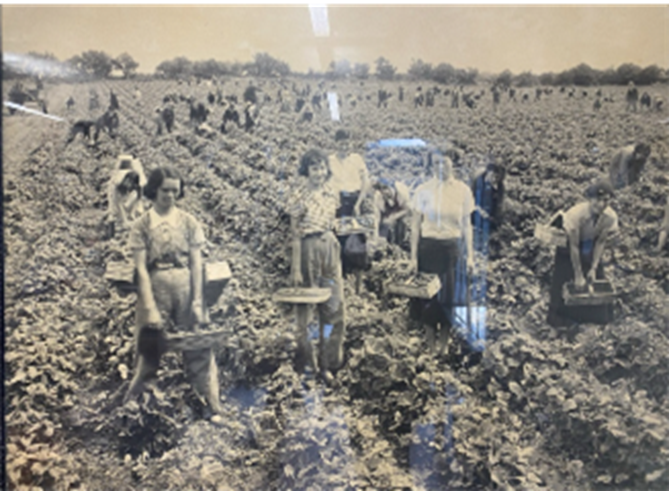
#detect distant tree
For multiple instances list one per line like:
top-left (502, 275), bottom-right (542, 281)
top-left (570, 63), bottom-right (597, 86)
top-left (328, 59), bottom-right (352, 79)
top-left (252, 52), bottom-right (290, 77)
top-left (539, 72), bottom-right (556, 86)
top-left (77, 50), bottom-right (114, 78)
top-left (156, 56), bottom-right (193, 79)
top-left (352, 62), bottom-right (370, 79)
top-left (598, 68), bottom-right (618, 85)
top-left (456, 68), bottom-right (478, 85)
top-left (432, 63), bottom-right (456, 84)
top-left (375, 57), bottom-right (397, 81)
top-left (27, 51), bottom-right (58, 61)
top-left (408, 59), bottom-right (433, 80)
top-left (616, 63), bottom-right (642, 85)
top-left (495, 70), bottom-right (513, 88)
top-left (512, 71), bottom-right (537, 87)
top-left (115, 52), bottom-right (139, 79)
top-left (637, 64), bottom-right (666, 85)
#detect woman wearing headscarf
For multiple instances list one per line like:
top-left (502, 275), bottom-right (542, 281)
top-left (547, 180), bottom-right (619, 327)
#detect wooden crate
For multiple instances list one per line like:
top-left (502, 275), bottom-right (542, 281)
top-left (104, 260), bottom-right (135, 284)
top-left (272, 287), bottom-right (332, 304)
top-left (563, 280), bottom-right (616, 306)
top-left (534, 223), bottom-right (568, 247)
top-left (386, 274), bottom-right (441, 299)
top-left (104, 260), bottom-right (232, 303)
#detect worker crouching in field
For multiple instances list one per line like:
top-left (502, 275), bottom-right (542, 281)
top-left (410, 152), bottom-right (475, 347)
top-left (608, 142), bottom-right (651, 190)
top-left (123, 167), bottom-right (223, 421)
top-left (547, 180), bottom-right (619, 327)
top-left (288, 150), bottom-right (346, 379)
top-left (106, 155), bottom-right (147, 239)
top-left (372, 177), bottom-right (412, 249)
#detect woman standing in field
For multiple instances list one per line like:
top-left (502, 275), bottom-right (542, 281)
top-left (547, 180), bottom-right (618, 327)
top-left (410, 151), bottom-right (475, 345)
top-left (288, 149), bottom-right (346, 379)
top-left (123, 167), bottom-right (223, 420)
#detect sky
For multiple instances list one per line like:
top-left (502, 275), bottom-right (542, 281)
top-left (2, 5), bottom-right (668, 75)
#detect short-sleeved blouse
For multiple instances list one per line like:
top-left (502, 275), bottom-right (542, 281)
top-left (129, 207), bottom-right (205, 268)
top-left (288, 182), bottom-right (339, 237)
top-left (562, 202), bottom-right (619, 243)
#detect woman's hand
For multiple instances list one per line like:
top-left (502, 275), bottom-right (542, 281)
top-left (192, 299), bottom-right (204, 324)
top-left (291, 266), bottom-right (303, 287)
top-left (586, 268), bottom-right (598, 284)
top-left (146, 307), bottom-right (162, 326)
top-left (574, 273), bottom-right (587, 291)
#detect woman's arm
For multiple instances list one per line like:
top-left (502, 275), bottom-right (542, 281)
top-left (410, 209), bottom-right (422, 272)
top-left (135, 248), bottom-right (161, 325)
top-left (588, 232), bottom-right (609, 281)
top-left (567, 227), bottom-right (585, 288)
top-left (290, 215), bottom-right (303, 285)
top-left (190, 246), bottom-right (204, 323)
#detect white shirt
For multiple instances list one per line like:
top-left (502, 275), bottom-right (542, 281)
top-left (413, 177), bottom-right (474, 240)
top-left (328, 152), bottom-right (369, 194)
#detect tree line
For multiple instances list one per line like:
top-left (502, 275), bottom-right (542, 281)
top-left (4, 50), bottom-right (668, 87)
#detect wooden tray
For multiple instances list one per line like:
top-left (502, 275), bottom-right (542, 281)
top-left (166, 329), bottom-right (229, 352)
top-left (105, 260), bottom-right (231, 304)
top-left (534, 224), bottom-right (568, 247)
top-left (272, 287), bottom-right (332, 304)
top-left (387, 274), bottom-right (441, 299)
top-left (335, 215), bottom-right (375, 236)
top-left (563, 280), bottom-right (616, 306)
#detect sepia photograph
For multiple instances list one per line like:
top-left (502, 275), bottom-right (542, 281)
top-left (3, 3), bottom-right (669, 490)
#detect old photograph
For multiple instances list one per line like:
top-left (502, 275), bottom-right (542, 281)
top-left (3, 4), bottom-right (669, 490)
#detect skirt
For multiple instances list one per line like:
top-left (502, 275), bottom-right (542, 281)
top-left (409, 237), bottom-right (461, 327)
top-left (547, 245), bottom-right (613, 327)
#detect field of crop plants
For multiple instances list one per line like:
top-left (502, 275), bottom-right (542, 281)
top-left (4, 77), bottom-right (669, 490)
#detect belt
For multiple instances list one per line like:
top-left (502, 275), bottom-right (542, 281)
top-left (149, 260), bottom-right (187, 272)
top-left (302, 230), bottom-right (331, 240)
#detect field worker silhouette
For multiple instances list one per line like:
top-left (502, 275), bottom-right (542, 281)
top-left (372, 177), bottom-right (412, 248)
top-left (608, 142), bottom-right (651, 190)
top-left (107, 155), bottom-right (146, 239)
top-left (657, 201), bottom-right (669, 253)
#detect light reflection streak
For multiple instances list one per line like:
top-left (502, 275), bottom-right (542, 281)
top-left (327, 91), bottom-right (340, 121)
top-left (3, 102), bottom-right (66, 122)
top-left (308, 4), bottom-right (330, 37)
